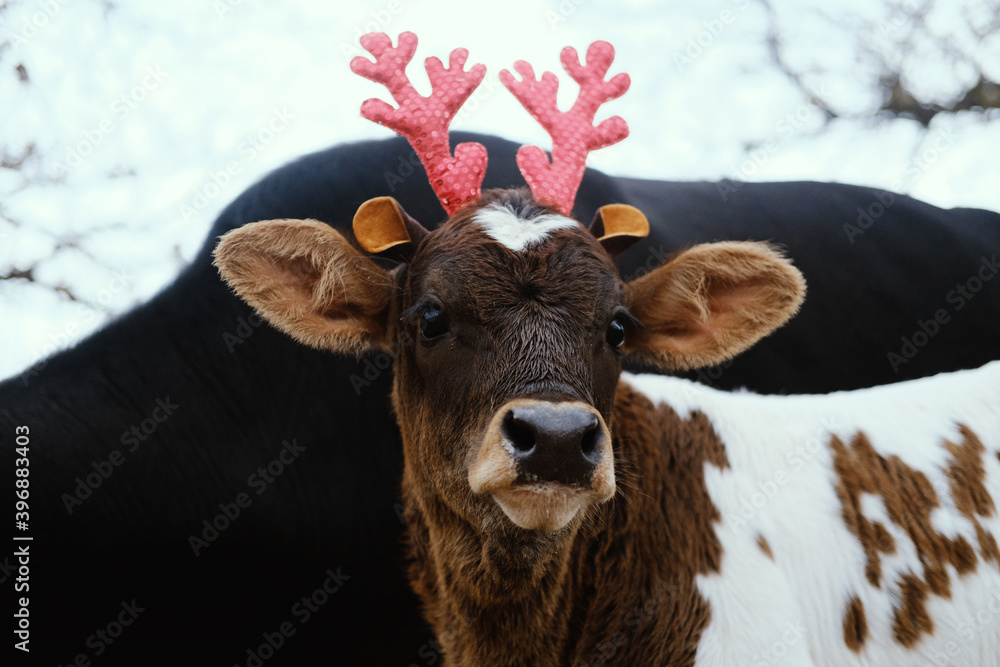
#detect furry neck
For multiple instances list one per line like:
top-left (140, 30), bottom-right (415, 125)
top-left (402, 476), bottom-right (597, 666)
top-left (396, 381), bottom-right (725, 667)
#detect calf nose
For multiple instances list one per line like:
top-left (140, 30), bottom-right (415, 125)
top-left (501, 403), bottom-right (605, 487)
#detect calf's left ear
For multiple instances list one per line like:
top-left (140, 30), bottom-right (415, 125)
top-left (624, 241), bottom-right (805, 371)
top-left (353, 196), bottom-right (429, 262)
top-left (588, 204), bottom-right (649, 257)
top-left (213, 219), bottom-right (397, 356)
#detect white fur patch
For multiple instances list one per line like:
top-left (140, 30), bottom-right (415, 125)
top-left (473, 203), bottom-right (577, 251)
top-left (623, 361), bottom-right (1000, 667)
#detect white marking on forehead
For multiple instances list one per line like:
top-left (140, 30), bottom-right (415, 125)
top-left (473, 203), bottom-right (578, 252)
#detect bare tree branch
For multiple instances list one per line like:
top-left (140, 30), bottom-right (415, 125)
top-left (1, 143), bottom-right (34, 169)
top-left (0, 266), bottom-right (81, 303)
top-left (757, 0), bottom-right (840, 122)
top-left (758, 0), bottom-right (1000, 127)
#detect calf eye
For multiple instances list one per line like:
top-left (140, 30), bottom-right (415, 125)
top-left (606, 318), bottom-right (626, 348)
top-left (420, 308), bottom-right (450, 341)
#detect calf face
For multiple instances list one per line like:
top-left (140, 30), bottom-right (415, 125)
top-left (214, 187), bottom-right (805, 537)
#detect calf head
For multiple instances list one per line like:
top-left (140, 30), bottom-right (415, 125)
top-left (215, 32), bottom-right (805, 569)
top-left (214, 188), bottom-right (805, 540)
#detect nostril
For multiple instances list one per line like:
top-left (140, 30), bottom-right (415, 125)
top-left (502, 411), bottom-right (536, 453)
top-left (580, 423), bottom-right (603, 461)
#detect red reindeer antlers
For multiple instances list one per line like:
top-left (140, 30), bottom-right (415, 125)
top-left (501, 41), bottom-right (630, 216)
top-left (351, 32), bottom-right (488, 216)
top-left (351, 34), bottom-right (630, 218)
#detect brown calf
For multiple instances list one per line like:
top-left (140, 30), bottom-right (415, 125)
top-left (214, 186), bottom-right (811, 664)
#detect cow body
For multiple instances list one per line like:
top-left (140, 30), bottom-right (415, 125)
top-left (615, 363), bottom-right (1000, 666)
top-left (4, 134), bottom-right (1000, 664)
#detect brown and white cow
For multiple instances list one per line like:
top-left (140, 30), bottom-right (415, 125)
top-left (214, 187), bottom-right (1000, 666)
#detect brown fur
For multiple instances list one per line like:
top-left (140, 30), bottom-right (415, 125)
top-left (830, 428), bottom-right (999, 648)
top-left (756, 534), bottom-right (774, 560)
top-left (624, 241), bottom-right (806, 371)
top-left (842, 595), bottom-right (868, 652)
top-left (213, 188), bottom-right (807, 666)
top-left (946, 425), bottom-right (1000, 564)
top-left (213, 219), bottom-right (397, 356)
top-left (404, 381), bottom-right (731, 665)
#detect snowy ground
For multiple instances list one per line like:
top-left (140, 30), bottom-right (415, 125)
top-left (1, 0), bottom-right (998, 380)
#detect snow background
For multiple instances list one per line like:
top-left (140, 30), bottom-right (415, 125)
top-left (1, 0), bottom-right (998, 380)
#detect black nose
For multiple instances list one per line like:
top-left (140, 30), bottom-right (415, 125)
top-left (501, 403), bottom-right (605, 487)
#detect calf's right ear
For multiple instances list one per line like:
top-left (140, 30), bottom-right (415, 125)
top-left (213, 218), bottom-right (397, 356)
top-left (623, 241), bottom-right (805, 371)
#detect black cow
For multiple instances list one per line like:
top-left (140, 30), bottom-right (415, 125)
top-left (2, 133), bottom-right (998, 666)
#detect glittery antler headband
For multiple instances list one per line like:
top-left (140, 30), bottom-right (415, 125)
top-left (350, 31), bottom-right (488, 216)
top-left (500, 40), bottom-right (629, 216)
top-left (352, 33), bottom-right (629, 217)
